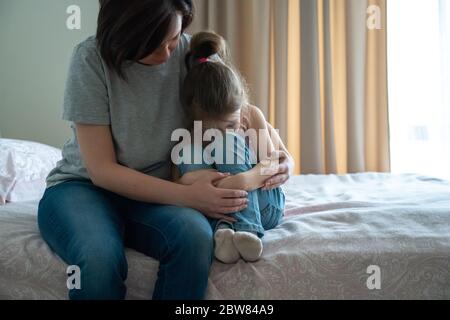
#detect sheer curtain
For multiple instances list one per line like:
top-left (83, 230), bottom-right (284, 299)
top-left (388, 0), bottom-right (450, 179)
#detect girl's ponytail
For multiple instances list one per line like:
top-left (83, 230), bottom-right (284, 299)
top-left (183, 31), bottom-right (248, 123)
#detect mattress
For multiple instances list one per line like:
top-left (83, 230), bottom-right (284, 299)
top-left (1, 173), bottom-right (449, 299)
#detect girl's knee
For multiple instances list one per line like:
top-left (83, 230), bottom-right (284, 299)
top-left (176, 142), bottom-right (214, 175)
top-left (214, 132), bottom-right (253, 173)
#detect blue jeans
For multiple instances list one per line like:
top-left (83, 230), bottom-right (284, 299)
top-left (178, 133), bottom-right (285, 238)
top-left (37, 180), bottom-right (213, 300)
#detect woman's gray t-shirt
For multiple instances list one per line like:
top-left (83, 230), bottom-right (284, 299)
top-left (46, 33), bottom-right (191, 188)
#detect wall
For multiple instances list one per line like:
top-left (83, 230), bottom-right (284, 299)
top-left (0, 0), bottom-right (99, 147)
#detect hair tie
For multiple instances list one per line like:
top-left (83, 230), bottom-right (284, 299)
top-left (197, 57), bottom-right (209, 64)
top-left (186, 53), bottom-right (223, 70)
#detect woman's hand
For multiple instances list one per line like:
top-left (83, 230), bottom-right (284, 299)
top-left (182, 171), bottom-right (248, 223)
top-left (262, 150), bottom-right (294, 190)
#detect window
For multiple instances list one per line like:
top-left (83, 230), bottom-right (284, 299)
top-left (388, 0), bottom-right (450, 178)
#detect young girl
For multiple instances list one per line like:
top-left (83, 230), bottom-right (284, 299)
top-left (173, 31), bottom-right (290, 264)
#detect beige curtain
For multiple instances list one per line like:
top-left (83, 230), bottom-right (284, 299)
top-left (189, 0), bottom-right (390, 175)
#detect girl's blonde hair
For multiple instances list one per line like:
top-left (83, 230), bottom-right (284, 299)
top-left (182, 31), bottom-right (249, 124)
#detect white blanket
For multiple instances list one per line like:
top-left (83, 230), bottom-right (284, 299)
top-left (0, 173), bottom-right (449, 299)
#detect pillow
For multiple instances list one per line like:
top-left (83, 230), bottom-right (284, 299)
top-left (0, 139), bottom-right (62, 204)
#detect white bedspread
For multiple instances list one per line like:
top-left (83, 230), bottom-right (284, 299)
top-left (1, 173), bottom-right (449, 299)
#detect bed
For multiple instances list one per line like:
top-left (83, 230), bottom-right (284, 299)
top-left (1, 172), bottom-right (449, 299)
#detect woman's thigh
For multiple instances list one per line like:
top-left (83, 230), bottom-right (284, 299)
top-left (37, 180), bottom-right (126, 265)
top-left (123, 202), bottom-right (214, 261)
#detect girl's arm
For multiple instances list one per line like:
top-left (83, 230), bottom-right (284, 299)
top-left (76, 124), bottom-right (247, 220)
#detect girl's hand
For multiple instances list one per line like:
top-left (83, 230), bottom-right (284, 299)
top-left (183, 171), bottom-right (248, 223)
top-left (262, 150), bottom-right (294, 190)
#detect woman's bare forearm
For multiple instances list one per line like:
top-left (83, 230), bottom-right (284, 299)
top-left (75, 124), bottom-right (191, 206)
top-left (90, 163), bottom-right (190, 206)
top-left (267, 122), bottom-right (293, 161)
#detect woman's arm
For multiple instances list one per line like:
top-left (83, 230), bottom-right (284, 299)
top-left (247, 105), bottom-right (293, 162)
top-left (246, 105), bottom-right (276, 161)
top-left (266, 122), bottom-right (292, 161)
top-left (77, 124), bottom-right (187, 205)
top-left (76, 124), bottom-right (247, 221)
top-left (263, 121), bottom-right (295, 189)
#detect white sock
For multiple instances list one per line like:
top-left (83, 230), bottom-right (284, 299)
top-left (214, 227), bottom-right (240, 264)
top-left (233, 231), bottom-right (263, 262)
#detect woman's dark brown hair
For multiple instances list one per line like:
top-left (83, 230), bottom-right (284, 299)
top-left (96, 0), bottom-right (194, 79)
top-left (183, 31), bottom-right (249, 124)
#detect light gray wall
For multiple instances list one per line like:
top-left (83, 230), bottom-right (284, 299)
top-left (0, 0), bottom-right (99, 148)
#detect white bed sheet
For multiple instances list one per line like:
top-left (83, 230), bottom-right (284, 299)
top-left (1, 173), bottom-right (449, 299)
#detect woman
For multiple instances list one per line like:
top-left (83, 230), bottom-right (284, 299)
top-left (38, 0), bottom-right (293, 300)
